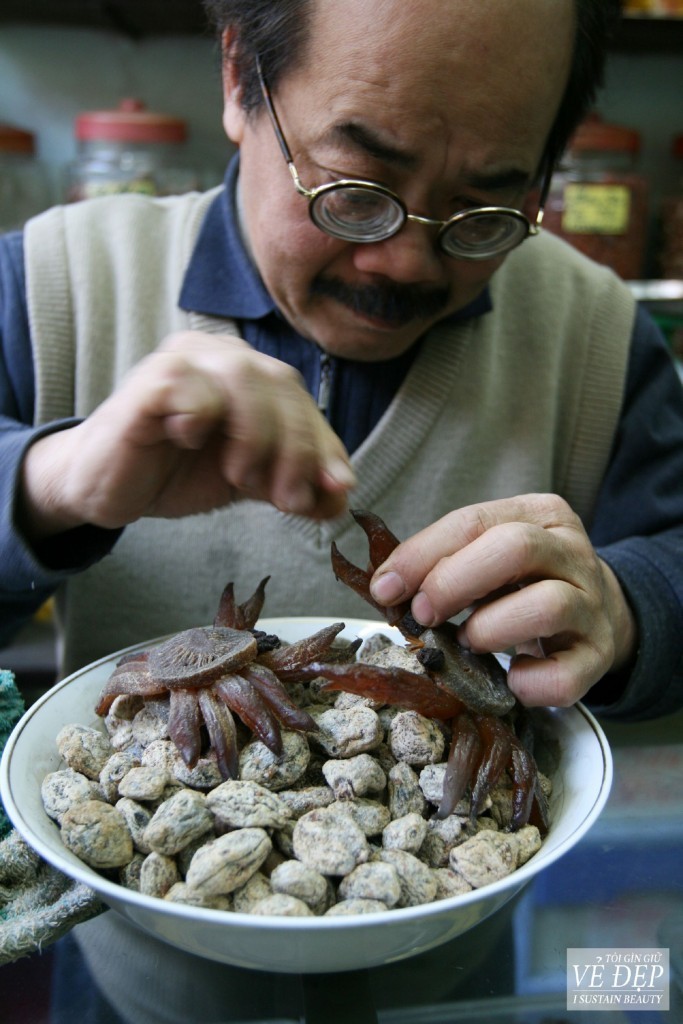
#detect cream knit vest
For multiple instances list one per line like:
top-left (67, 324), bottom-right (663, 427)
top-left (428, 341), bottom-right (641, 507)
top-left (25, 189), bottom-right (635, 675)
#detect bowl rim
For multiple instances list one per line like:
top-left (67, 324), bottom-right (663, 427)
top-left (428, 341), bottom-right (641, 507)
top-left (1, 616), bottom-right (613, 933)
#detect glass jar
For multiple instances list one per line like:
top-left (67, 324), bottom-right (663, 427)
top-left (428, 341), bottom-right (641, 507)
top-left (622, 0), bottom-right (683, 13)
top-left (65, 99), bottom-right (199, 202)
top-left (659, 134), bottom-right (683, 281)
top-left (0, 124), bottom-right (51, 231)
top-left (542, 114), bottom-right (649, 280)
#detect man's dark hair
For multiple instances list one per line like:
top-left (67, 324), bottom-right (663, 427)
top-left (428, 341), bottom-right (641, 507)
top-left (203, 0), bottom-right (621, 173)
top-left (544, 0), bottom-right (622, 172)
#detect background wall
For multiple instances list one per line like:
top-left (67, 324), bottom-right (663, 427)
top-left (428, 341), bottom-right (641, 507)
top-left (0, 24), bottom-right (230, 204)
top-left (0, 22), bottom-right (682, 270)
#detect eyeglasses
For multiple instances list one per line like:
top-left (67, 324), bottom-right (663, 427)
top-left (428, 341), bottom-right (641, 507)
top-left (256, 57), bottom-right (551, 261)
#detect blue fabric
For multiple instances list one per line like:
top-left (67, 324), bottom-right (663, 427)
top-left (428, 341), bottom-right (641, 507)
top-left (1, 159), bottom-right (682, 719)
top-left (0, 232), bottom-right (34, 423)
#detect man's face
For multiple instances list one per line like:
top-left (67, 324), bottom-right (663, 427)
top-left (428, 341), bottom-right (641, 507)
top-left (223, 0), bottom-right (575, 361)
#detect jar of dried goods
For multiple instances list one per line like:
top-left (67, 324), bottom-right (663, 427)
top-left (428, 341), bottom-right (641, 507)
top-left (542, 113), bottom-right (649, 280)
top-left (0, 124), bottom-right (51, 230)
top-left (622, 0), bottom-right (683, 14)
top-left (66, 99), bottom-right (199, 202)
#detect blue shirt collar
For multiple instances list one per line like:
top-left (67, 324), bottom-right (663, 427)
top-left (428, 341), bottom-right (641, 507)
top-left (179, 153), bottom-right (492, 326)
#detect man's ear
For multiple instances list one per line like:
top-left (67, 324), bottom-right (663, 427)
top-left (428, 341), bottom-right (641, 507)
top-left (221, 28), bottom-right (247, 145)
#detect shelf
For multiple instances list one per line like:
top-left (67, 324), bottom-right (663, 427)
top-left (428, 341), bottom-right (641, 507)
top-left (3, 4), bottom-right (683, 48)
top-left (627, 279), bottom-right (683, 302)
top-left (613, 14), bottom-right (683, 50)
top-left (0, 0), bottom-right (210, 37)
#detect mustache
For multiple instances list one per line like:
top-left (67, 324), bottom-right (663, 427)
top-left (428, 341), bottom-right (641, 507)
top-left (311, 275), bottom-right (449, 327)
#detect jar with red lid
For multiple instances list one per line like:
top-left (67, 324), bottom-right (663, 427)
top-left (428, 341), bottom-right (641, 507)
top-left (622, 1), bottom-right (683, 11)
top-left (542, 113), bottom-right (649, 280)
top-left (0, 124), bottom-right (51, 231)
top-left (659, 135), bottom-right (683, 281)
top-left (65, 99), bottom-right (199, 202)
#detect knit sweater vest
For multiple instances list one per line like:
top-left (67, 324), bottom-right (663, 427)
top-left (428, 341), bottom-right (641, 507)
top-left (24, 189), bottom-right (635, 675)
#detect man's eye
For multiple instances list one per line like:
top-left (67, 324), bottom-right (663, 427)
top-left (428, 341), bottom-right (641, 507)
top-left (329, 187), bottom-right (389, 221)
top-left (341, 194), bottom-right (383, 215)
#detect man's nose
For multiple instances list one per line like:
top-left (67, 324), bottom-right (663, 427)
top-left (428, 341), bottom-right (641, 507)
top-left (350, 219), bottom-right (445, 285)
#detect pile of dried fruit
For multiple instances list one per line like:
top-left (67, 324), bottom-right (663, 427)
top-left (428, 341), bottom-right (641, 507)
top-left (42, 631), bottom-right (550, 917)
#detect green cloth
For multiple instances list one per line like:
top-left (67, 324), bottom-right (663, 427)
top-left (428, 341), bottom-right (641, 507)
top-left (0, 670), bottom-right (25, 839)
top-left (0, 669), bottom-right (102, 963)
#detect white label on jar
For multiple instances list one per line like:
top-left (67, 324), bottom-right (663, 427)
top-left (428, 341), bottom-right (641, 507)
top-left (562, 183), bottom-right (631, 235)
top-left (80, 179), bottom-right (158, 200)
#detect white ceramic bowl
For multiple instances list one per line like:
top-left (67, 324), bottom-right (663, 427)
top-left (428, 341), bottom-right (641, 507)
top-left (1, 617), bottom-right (612, 974)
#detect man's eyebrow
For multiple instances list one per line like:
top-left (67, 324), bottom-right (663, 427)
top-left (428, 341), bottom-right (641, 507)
top-left (323, 122), bottom-right (534, 193)
top-left (327, 121), bottom-right (419, 171)
top-left (461, 167), bottom-right (533, 194)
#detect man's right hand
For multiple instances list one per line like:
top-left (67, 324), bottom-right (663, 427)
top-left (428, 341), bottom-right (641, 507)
top-left (19, 332), bottom-right (356, 540)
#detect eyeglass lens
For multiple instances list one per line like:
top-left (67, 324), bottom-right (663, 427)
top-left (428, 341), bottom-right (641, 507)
top-left (311, 186), bottom-right (405, 242)
top-left (310, 183), bottom-right (530, 257)
top-left (439, 211), bottom-right (529, 258)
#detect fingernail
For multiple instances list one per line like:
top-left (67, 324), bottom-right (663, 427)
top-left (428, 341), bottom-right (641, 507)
top-left (412, 591), bottom-right (436, 626)
top-left (324, 457), bottom-right (357, 489)
top-left (370, 571), bottom-right (405, 604)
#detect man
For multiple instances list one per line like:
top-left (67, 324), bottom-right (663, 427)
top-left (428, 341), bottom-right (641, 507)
top-left (1, 0), bottom-right (682, 724)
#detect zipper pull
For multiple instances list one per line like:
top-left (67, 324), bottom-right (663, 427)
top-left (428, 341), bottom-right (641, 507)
top-left (317, 353), bottom-right (333, 414)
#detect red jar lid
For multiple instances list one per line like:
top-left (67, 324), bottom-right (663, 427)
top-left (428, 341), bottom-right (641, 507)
top-left (568, 113), bottom-right (641, 155)
top-left (672, 134), bottom-right (683, 160)
top-left (0, 124), bottom-right (35, 154)
top-left (75, 99), bottom-right (187, 144)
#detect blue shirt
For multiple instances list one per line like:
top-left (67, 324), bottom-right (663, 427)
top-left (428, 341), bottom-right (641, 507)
top-left (1, 156), bottom-right (683, 719)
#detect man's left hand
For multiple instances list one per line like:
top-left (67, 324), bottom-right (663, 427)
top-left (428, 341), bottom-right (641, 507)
top-left (369, 493), bottom-right (637, 707)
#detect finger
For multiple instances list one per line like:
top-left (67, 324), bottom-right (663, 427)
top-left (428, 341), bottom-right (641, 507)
top-left (369, 494), bottom-right (577, 606)
top-left (456, 578), bottom-right (587, 655)
top-left (306, 487), bottom-right (351, 520)
top-left (410, 519), bottom-right (584, 627)
top-left (506, 644), bottom-right (605, 708)
top-left (158, 330), bottom-right (252, 359)
top-left (268, 397), bottom-right (355, 515)
top-left (154, 334), bottom-right (283, 481)
top-left (211, 361), bottom-right (353, 516)
top-left (268, 393), bottom-right (334, 514)
top-left (515, 638), bottom-right (549, 659)
top-left (42, 362), bottom-right (227, 528)
top-left (106, 354), bottom-right (225, 449)
top-left (217, 368), bottom-right (319, 511)
top-left (157, 333), bottom-right (357, 512)
top-left (217, 376), bottom-right (281, 497)
top-left (318, 456), bottom-right (357, 496)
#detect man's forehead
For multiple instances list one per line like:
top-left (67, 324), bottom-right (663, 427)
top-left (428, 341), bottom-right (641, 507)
top-left (302, 0), bottom-right (575, 61)
top-left (320, 119), bottom-right (536, 193)
top-left (280, 0), bottom-right (575, 171)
